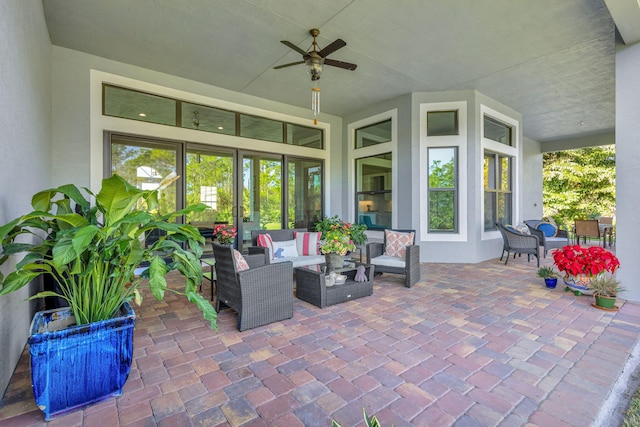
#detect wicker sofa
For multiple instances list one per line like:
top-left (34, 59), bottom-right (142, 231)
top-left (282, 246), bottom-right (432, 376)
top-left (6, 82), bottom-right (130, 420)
top-left (248, 228), bottom-right (326, 268)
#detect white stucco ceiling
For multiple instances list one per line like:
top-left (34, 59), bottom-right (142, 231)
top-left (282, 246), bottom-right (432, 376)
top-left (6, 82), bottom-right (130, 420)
top-left (41, 0), bottom-right (635, 142)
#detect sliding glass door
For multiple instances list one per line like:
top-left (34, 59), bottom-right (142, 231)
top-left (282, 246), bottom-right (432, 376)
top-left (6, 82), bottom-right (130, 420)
top-left (107, 134), bottom-right (322, 252)
top-left (239, 152), bottom-right (283, 251)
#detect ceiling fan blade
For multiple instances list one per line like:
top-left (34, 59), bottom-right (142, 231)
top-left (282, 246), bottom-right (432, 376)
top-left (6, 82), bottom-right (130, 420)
top-left (280, 40), bottom-right (308, 56)
top-left (273, 60), bottom-right (305, 70)
top-left (324, 58), bottom-right (358, 71)
top-left (318, 39), bottom-right (346, 58)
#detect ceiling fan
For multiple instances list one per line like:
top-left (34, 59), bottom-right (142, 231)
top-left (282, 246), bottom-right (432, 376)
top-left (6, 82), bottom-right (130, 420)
top-left (274, 28), bottom-right (357, 81)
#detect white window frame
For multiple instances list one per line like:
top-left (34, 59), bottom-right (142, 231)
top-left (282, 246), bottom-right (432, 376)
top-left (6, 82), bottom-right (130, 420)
top-left (347, 110), bottom-right (398, 227)
top-left (89, 70), bottom-right (331, 193)
top-left (480, 105), bottom-right (520, 240)
top-left (420, 101), bottom-right (468, 242)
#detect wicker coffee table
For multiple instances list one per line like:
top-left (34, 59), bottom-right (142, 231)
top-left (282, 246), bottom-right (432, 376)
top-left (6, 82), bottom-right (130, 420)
top-left (295, 263), bottom-right (374, 308)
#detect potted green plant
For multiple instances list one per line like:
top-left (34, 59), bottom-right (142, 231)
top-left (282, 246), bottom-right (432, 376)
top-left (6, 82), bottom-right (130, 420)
top-left (536, 266), bottom-right (558, 289)
top-left (0, 173), bottom-right (217, 420)
top-left (314, 215), bottom-right (367, 270)
top-left (589, 274), bottom-right (624, 310)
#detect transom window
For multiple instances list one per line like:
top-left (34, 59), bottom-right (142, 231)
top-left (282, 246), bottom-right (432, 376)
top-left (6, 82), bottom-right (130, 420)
top-left (483, 116), bottom-right (513, 146)
top-left (103, 84), bottom-right (323, 149)
top-left (354, 119), bottom-right (392, 149)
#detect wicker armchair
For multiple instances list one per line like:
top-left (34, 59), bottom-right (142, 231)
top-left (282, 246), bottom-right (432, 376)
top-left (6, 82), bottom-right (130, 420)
top-left (496, 223), bottom-right (540, 267)
top-left (524, 220), bottom-right (570, 257)
top-left (366, 229), bottom-right (420, 288)
top-left (212, 243), bottom-right (293, 331)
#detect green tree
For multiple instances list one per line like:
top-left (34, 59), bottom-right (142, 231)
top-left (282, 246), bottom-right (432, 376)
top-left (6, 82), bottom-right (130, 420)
top-left (543, 145), bottom-right (615, 228)
top-left (429, 158), bottom-right (455, 230)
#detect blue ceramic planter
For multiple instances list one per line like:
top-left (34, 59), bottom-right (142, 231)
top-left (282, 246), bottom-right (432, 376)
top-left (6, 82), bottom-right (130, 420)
top-left (544, 278), bottom-right (558, 289)
top-left (27, 303), bottom-right (135, 421)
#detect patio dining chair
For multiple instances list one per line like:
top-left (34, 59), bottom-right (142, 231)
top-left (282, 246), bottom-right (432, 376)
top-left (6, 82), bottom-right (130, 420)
top-left (212, 243), bottom-right (293, 331)
top-left (495, 223), bottom-right (540, 267)
top-left (574, 219), bottom-right (605, 247)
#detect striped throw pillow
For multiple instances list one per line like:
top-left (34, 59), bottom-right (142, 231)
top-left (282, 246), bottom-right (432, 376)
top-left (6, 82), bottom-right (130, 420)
top-left (256, 233), bottom-right (274, 260)
top-left (294, 231), bottom-right (321, 256)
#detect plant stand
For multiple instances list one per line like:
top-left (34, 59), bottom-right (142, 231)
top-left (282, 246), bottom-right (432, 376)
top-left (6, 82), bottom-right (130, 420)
top-left (28, 303), bottom-right (135, 421)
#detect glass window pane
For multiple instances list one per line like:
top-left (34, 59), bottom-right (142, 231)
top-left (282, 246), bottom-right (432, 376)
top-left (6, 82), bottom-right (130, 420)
top-left (427, 111), bottom-right (458, 136)
top-left (104, 85), bottom-right (176, 126)
top-left (429, 190), bottom-right (455, 231)
top-left (182, 103), bottom-right (235, 135)
top-left (355, 119), bottom-right (392, 148)
top-left (287, 124), bottom-right (323, 149)
top-left (429, 148), bottom-right (456, 188)
top-left (356, 154), bottom-right (392, 192)
top-left (497, 193), bottom-right (512, 225)
top-left (240, 114), bottom-right (283, 143)
top-left (110, 138), bottom-right (178, 247)
top-left (185, 149), bottom-right (234, 224)
top-left (288, 159), bottom-right (323, 229)
top-left (484, 192), bottom-right (496, 230)
top-left (357, 194), bottom-right (392, 230)
top-left (484, 116), bottom-right (513, 145)
top-left (500, 156), bottom-right (510, 190)
top-left (355, 153), bottom-right (392, 230)
top-left (484, 154), bottom-right (496, 189)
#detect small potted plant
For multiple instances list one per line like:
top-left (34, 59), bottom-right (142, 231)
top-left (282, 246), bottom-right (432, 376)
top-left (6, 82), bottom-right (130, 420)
top-left (213, 224), bottom-right (237, 245)
top-left (552, 245), bottom-right (620, 295)
top-left (537, 266), bottom-right (559, 289)
top-left (314, 215), bottom-right (367, 270)
top-left (589, 274), bottom-right (624, 310)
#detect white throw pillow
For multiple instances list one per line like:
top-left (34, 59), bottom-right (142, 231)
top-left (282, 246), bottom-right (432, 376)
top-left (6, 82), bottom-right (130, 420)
top-left (271, 239), bottom-right (299, 259)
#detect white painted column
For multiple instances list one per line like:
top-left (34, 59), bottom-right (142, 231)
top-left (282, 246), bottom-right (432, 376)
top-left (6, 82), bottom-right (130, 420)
top-left (615, 42), bottom-right (640, 302)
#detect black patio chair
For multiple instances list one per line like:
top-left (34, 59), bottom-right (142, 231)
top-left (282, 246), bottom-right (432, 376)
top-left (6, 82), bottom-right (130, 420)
top-left (212, 243), bottom-right (293, 331)
top-left (495, 223), bottom-right (540, 267)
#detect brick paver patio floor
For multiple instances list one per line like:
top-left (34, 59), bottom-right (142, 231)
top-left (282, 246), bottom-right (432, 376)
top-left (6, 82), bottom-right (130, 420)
top-left (1, 253), bottom-right (639, 426)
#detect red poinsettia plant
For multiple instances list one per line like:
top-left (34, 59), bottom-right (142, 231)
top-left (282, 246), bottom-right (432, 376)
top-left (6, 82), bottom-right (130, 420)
top-left (552, 245), bottom-right (620, 277)
top-left (213, 224), bottom-right (237, 244)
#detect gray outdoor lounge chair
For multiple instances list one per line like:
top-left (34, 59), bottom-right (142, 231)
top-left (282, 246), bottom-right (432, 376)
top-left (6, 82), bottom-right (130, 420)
top-left (212, 243), bottom-right (293, 331)
top-left (524, 219), bottom-right (570, 257)
top-left (496, 223), bottom-right (540, 267)
top-left (366, 229), bottom-right (420, 288)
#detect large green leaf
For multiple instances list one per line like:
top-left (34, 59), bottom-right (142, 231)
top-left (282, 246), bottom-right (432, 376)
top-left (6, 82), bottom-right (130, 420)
top-left (71, 225), bottom-right (99, 254)
top-left (51, 238), bottom-right (77, 269)
top-left (0, 270), bottom-right (40, 295)
top-left (148, 256), bottom-right (167, 300)
top-left (96, 175), bottom-right (144, 225)
top-left (0, 218), bottom-right (20, 241)
top-left (186, 291), bottom-right (218, 330)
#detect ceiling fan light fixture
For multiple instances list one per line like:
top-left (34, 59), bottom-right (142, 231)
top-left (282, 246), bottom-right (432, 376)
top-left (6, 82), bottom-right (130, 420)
top-left (305, 55), bottom-right (324, 81)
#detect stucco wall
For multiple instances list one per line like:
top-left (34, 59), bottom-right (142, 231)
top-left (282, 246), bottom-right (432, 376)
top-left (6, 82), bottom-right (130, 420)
top-left (615, 42), bottom-right (640, 303)
top-left (343, 90), bottom-right (527, 264)
top-left (0, 0), bottom-right (51, 395)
